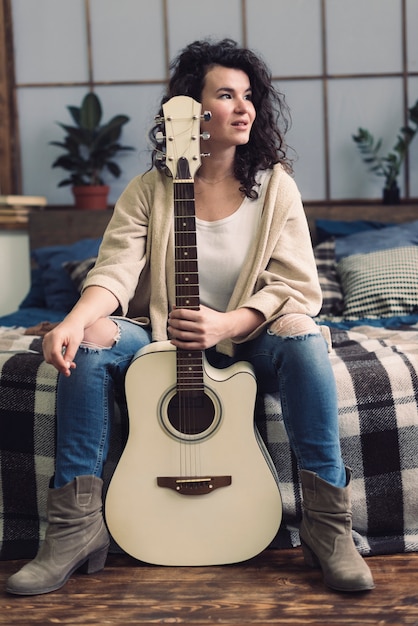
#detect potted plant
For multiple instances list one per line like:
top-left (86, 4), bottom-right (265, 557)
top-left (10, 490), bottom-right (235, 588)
top-left (352, 98), bottom-right (418, 204)
top-left (50, 92), bottom-right (134, 209)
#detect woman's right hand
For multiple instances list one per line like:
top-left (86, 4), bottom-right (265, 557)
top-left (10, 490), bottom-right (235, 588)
top-left (43, 318), bottom-right (85, 376)
top-left (42, 285), bottom-right (120, 376)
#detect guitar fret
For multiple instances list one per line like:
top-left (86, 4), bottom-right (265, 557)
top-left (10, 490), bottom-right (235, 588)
top-left (177, 361), bottom-right (201, 365)
top-left (176, 283), bottom-right (199, 286)
top-left (176, 280), bottom-right (199, 288)
top-left (176, 255), bottom-right (197, 264)
top-left (176, 300), bottom-right (200, 309)
top-left (175, 258), bottom-right (198, 266)
top-left (177, 360), bottom-right (202, 365)
top-left (175, 270), bottom-right (198, 276)
top-left (176, 292), bottom-right (199, 299)
top-left (177, 351), bottom-right (202, 360)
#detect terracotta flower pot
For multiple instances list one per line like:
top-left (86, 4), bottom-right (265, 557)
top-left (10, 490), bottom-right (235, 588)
top-left (72, 185), bottom-right (110, 210)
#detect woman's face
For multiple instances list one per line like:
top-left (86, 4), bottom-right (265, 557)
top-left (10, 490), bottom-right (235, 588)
top-left (200, 65), bottom-right (256, 152)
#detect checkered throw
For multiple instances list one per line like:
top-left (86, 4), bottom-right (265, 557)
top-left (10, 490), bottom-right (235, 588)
top-left (1, 325), bottom-right (418, 559)
top-left (262, 325), bottom-right (418, 555)
top-left (0, 331), bottom-right (57, 559)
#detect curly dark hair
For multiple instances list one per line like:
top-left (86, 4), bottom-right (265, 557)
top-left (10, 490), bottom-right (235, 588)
top-left (149, 38), bottom-right (293, 198)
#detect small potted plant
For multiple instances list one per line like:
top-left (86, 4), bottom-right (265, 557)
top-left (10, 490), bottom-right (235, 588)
top-left (50, 92), bottom-right (134, 209)
top-left (352, 98), bottom-right (418, 204)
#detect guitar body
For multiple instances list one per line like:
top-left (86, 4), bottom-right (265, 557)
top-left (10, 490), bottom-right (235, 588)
top-left (105, 341), bottom-right (282, 566)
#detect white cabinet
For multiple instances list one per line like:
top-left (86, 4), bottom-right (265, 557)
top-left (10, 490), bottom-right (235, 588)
top-left (0, 230), bottom-right (30, 317)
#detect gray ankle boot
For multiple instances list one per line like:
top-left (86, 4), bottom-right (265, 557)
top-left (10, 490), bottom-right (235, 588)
top-left (6, 475), bottom-right (110, 595)
top-left (299, 468), bottom-right (374, 592)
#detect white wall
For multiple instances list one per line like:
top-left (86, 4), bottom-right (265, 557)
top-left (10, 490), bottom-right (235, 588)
top-left (10, 0), bottom-right (418, 205)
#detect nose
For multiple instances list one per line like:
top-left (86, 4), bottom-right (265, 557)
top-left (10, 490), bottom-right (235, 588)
top-left (235, 97), bottom-right (251, 113)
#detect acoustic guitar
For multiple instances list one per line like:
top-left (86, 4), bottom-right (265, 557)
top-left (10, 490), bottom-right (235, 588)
top-left (105, 95), bottom-right (282, 566)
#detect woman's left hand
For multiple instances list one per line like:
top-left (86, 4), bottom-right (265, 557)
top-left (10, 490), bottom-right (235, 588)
top-left (168, 305), bottom-right (230, 350)
top-left (167, 304), bottom-right (264, 350)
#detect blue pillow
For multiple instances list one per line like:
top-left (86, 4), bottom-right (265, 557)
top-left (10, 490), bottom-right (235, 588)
top-left (335, 220), bottom-right (418, 261)
top-left (0, 307), bottom-right (67, 327)
top-left (32, 238), bottom-right (102, 311)
top-left (19, 268), bottom-right (46, 309)
top-left (315, 219), bottom-right (391, 244)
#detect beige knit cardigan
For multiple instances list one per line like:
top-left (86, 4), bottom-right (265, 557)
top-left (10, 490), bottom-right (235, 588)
top-left (83, 163), bottom-right (322, 356)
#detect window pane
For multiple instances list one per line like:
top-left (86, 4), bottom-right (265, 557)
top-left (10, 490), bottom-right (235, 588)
top-left (90, 0), bottom-right (166, 81)
top-left (326, 0), bottom-right (402, 75)
top-left (167, 0), bottom-right (242, 59)
top-left (408, 78), bottom-right (418, 198)
top-left (328, 77), bottom-right (404, 199)
top-left (407, 0), bottom-right (418, 72)
top-left (247, 0), bottom-right (322, 77)
top-left (280, 80), bottom-right (326, 200)
top-left (12, 0), bottom-right (88, 83)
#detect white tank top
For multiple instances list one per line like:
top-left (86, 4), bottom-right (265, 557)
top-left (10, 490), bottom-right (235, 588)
top-left (196, 170), bottom-right (270, 312)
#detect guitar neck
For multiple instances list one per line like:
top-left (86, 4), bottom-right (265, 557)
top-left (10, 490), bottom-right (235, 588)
top-left (174, 175), bottom-right (199, 311)
top-left (174, 157), bottom-right (204, 392)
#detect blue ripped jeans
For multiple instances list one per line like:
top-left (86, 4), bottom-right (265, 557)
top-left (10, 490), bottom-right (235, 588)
top-left (54, 319), bottom-right (346, 489)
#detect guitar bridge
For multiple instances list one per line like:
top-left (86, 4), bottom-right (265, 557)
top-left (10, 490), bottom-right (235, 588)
top-left (157, 475), bottom-right (231, 495)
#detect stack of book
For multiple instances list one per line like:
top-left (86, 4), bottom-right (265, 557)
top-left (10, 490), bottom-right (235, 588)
top-left (0, 195), bottom-right (47, 225)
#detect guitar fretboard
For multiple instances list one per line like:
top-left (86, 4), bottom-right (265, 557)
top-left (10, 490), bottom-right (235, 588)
top-left (174, 157), bottom-right (204, 393)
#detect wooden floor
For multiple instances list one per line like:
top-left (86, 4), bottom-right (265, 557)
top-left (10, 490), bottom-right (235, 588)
top-left (1, 549), bottom-right (418, 625)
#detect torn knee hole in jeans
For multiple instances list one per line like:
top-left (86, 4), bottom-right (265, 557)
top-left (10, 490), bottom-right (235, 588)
top-left (268, 314), bottom-right (332, 352)
top-left (268, 313), bottom-right (321, 338)
top-left (80, 321), bottom-right (121, 351)
top-left (79, 342), bottom-right (111, 351)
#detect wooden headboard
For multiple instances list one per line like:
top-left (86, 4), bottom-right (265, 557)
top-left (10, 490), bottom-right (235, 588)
top-left (28, 208), bottom-right (114, 250)
top-left (28, 203), bottom-right (418, 251)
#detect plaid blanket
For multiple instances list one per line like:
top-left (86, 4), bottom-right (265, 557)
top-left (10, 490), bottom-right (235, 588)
top-left (1, 325), bottom-right (418, 559)
top-left (262, 324), bottom-right (418, 555)
top-left (0, 330), bottom-right (57, 559)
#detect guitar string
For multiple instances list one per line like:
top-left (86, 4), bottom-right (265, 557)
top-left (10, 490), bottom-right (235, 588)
top-left (171, 105), bottom-right (204, 485)
top-left (173, 132), bottom-right (187, 481)
top-left (177, 170), bottom-right (201, 482)
top-left (175, 149), bottom-right (201, 483)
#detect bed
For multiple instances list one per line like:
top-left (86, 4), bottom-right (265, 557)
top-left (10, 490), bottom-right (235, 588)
top-left (1, 204), bottom-right (418, 561)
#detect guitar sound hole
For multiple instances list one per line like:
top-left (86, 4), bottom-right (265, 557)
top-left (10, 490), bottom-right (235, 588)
top-left (167, 391), bottom-right (215, 435)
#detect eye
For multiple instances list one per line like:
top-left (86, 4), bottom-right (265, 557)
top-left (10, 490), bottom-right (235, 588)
top-left (219, 92), bottom-right (232, 99)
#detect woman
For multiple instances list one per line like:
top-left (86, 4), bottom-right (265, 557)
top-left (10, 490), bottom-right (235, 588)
top-left (7, 39), bottom-right (374, 595)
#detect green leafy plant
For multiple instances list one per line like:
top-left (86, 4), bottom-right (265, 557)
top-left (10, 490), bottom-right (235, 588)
top-left (352, 98), bottom-right (418, 194)
top-left (50, 92), bottom-right (134, 187)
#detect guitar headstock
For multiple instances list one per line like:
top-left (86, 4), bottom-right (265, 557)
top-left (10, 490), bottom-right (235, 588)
top-left (162, 96), bottom-right (204, 180)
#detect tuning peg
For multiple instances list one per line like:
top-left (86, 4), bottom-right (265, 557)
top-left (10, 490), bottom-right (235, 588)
top-left (155, 131), bottom-right (165, 143)
top-left (201, 131), bottom-right (210, 141)
top-left (201, 152), bottom-right (211, 158)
